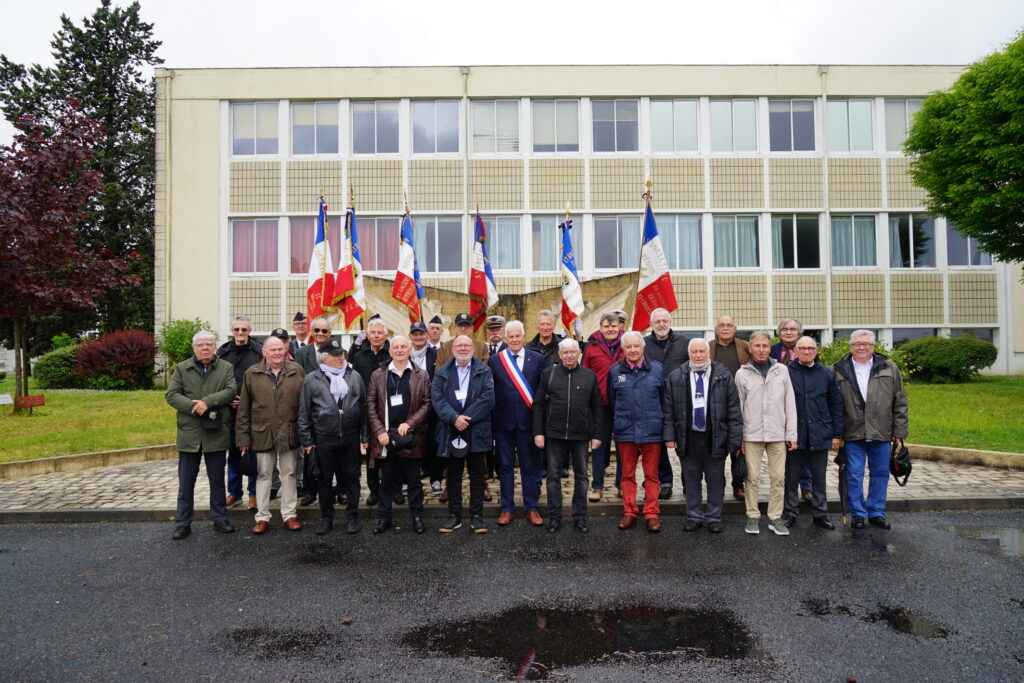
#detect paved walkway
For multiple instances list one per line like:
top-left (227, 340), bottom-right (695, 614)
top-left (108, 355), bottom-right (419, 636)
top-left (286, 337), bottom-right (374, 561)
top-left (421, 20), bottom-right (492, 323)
top-left (2, 454), bottom-right (1023, 518)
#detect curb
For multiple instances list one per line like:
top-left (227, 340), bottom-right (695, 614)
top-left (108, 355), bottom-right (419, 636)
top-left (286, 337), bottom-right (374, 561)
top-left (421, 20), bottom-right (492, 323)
top-left (2, 496), bottom-right (1022, 525)
top-left (908, 443), bottom-right (1024, 470)
top-left (0, 445), bottom-right (176, 480)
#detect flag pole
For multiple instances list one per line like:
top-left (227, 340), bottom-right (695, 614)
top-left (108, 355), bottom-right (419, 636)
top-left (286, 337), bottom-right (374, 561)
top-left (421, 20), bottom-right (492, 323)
top-left (629, 178), bottom-right (652, 325)
top-left (319, 186), bottom-right (329, 309)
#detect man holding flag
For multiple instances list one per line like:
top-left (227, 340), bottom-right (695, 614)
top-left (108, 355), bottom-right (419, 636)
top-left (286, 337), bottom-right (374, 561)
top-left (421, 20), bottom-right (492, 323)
top-left (632, 182), bottom-right (678, 333)
top-left (393, 208), bottom-right (425, 322)
top-left (469, 211), bottom-right (499, 332)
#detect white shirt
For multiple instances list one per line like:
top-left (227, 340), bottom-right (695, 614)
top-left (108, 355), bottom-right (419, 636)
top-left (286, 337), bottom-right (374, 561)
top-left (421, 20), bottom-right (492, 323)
top-left (689, 367), bottom-right (708, 432)
top-left (853, 357), bottom-right (873, 403)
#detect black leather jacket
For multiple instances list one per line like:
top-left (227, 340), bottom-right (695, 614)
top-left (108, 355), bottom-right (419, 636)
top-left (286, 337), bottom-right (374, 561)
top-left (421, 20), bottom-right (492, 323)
top-left (297, 366), bottom-right (366, 446)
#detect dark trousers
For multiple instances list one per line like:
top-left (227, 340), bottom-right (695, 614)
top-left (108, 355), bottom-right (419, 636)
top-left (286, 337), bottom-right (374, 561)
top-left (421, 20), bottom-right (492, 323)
top-left (226, 428), bottom-right (255, 498)
top-left (681, 430), bottom-right (726, 523)
top-left (446, 452), bottom-right (487, 519)
top-left (176, 449), bottom-right (227, 527)
top-left (590, 404), bottom-right (615, 490)
top-left (424, 416), bottom-right (445, 483)
top-left (495, 429), bottom-right (543, 512)
top-left (364, 451), bottom-right (380, 495)
top-left (784, 449), bottom-right (828, 519)
top-left (377, 456), bottom-right (424, 521)
top-left (545, 438), bottom-right (588, 521)
top-left (729, 452), bottom-right (745, 489)
top-left (316, 436), bottom-right (360, 521)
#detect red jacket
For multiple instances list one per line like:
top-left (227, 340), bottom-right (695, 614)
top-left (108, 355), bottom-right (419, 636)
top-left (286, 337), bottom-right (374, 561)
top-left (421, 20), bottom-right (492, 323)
top-left (582, 330), bottom-right (623, 405)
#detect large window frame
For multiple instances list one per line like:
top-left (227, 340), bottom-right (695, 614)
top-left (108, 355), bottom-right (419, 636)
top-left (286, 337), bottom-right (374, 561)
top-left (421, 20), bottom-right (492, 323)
top-left (593, 215), bottom-right (642, 269)
top-left (713, 215), bottom-right (760, 268)
top-left (710, 99), bottom-right (757, 153)
top-left (231, 102), bottom-right (278, 156)
top-left (411, 215), bottom-right (463, 273)
top-left (531, 216), bottom-right (585, 272)
top-left (288, 216), bottom-right (341, 275)
top-left (946, 221), bottom-right (993, 267)
top-left (884, 98), bottom-right (922, 152)
top-left (591, 99), bottom-right (639, 153)
top-left (771, 214), bottom-right (820, 269)
top-left (768, 99), bottom-right (815, 152)
top-left (889, 213), bottom-right (935, 269)
top-left (411, 100), bottom-right (460, 154)
top-left (656, 214), bottom-right (702, 270)
top-left (232, 218), bottom-right (279, 273)
top-left (472, 100), bottom-right (520, 153)
top-left (831, 215), bottom-right (877, 267)
top-left (651, 99), bottom-right (699, 153)
top-left (291, 101), bottom-right (338, 155)
top-left (351, 100), bottom-right (400, 155)
top-left (532, 100), bottom-right (580, 153)
top-left (827, 99), bottom-right (874, 153)
top-left (480, 215), bottom-right (522, 271)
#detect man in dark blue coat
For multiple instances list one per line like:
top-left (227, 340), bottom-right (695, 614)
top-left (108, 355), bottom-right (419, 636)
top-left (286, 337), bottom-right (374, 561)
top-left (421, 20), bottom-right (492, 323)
top-left (488, 320), bottom-right (546, 527)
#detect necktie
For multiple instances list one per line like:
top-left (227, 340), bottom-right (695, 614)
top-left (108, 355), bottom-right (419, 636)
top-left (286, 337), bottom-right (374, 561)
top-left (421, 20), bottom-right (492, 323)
top-left (516, 353), bottom-right (522, 370)
top-left (694, 371), bottom-right (706, 431)
top-left (490, 344), bottom-right (497, 355)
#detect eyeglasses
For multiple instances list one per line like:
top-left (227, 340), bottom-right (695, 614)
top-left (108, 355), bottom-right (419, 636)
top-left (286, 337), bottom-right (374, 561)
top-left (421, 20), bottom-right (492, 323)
top-left (851, 342), bottom-right (873, 348)
top-left (717, 323), bottom-right (736, 328)
top-left (232, 328), bottom-right (249, 333)
top-left (194, 342), bottom-right (215, 348)
top-left (796, 346), bottom-right (817, 351)
top-left (313, 328), bottom-right (330, 333)
top-left (780, 327), bottom-right (800, 332)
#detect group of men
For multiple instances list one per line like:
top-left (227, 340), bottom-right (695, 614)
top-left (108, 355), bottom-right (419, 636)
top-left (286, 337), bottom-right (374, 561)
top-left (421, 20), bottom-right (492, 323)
top-left (165, 307), bottom-right (908, 540)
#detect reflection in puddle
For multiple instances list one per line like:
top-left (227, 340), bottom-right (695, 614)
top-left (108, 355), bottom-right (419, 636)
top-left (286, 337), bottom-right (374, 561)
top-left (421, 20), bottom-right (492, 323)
top-left (402, 604), bottom-right (752, 679)
top-left (863, 606), bottom-right (951, 639)
top-left (935, 525), bottom-right (1024, 557)
top-left (851, 532), bottom-right (896, 554)
top-left (225, 626), bottom-right (340, 660)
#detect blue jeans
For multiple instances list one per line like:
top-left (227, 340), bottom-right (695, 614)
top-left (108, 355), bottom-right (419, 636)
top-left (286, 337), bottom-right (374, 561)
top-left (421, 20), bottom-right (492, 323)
top-left (590, 405), bottom-right (614, 490)
top-left (844, 440), bottom-right (891, 518)
top-left (226, 428), bottom-right (256, 498)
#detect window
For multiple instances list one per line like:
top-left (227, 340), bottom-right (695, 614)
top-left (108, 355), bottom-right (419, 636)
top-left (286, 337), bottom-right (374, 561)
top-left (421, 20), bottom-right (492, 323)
top-left (769, 99), bottom-right (815, 152)
top-left (772, 214), bottom-right (820, 268)
top-left (472, 100), bottom-right (519, 153)
top-left (232, 102), bottom-right (278, 155)
top-left (355, 217), bottom-right (401, 271)
top-left (950, 328), bottom-right (994, 343)
top-left (828, 99), bottom-right (873, 152)
top-left (481, 216), bottom-right (521, 270)
top-left (889, 213), bottom-right (935, 268)
top-left (352, 101), bottom-right (399, 154)
top-left (657, 215), bottom-right (702, 269)
top-left (289, 217), bottom-right (341, 274)
top-left (412, 100), bottom-right (459, 153)
top-left (531, 216), bottom-right (585, 271)
top-left (233, 219), bottom-right (278, 272)
top-left (885, 98), bottom-right (922, 152)
top-left (594, 215), bottom-right (641, 268)
top-left (834, 329), bottom-right (879, 341)
top-left (412, 216), bottom-right (462, 272)
top-left (532, 100), bottom-right (579, 152)
top-left (710, 99), bottom-right (757, 152)
top-left (291, 101), bottom-right (338, 155)
top-left (713, 215), bottom-right (759, 267)
top-left (831, 215), bottom-right (877, 266)
top-left (591, 99), bottom-right (638, 152)
top-left (946, 222), bottom-right (992, 266)
top-left (651, 99), bottom-right (698, 152)
top-left (892, 328), bottom-right (937, 346)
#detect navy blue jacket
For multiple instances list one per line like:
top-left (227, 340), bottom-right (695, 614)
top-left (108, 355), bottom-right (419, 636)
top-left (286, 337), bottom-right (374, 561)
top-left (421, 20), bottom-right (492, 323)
top-left (431, 357), bottom-right (495, 457)
top-left (787, 359), bottom-right (844, 451)
top-left (607, 357), bottom-right (666, 444)
top-left (488, 347), bottom-right (545, 432)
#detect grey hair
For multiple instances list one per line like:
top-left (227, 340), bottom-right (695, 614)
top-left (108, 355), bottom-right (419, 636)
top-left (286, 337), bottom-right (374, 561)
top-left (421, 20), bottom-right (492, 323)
top-left (367, 318), bottom-right (388, 334)
top-left (504, 320), bottom-right (525, 336)
top-left (850, 329), bottom-right (875, 345)
top-left (600, 312), bottom-right (620, 326)
top-left (557, 337), bottom-right (580, 352)
top-left (621, 331), bottom-right (645, 347)
top-left (650, 307), bottom-right (671, 320)
top-left (536, 309), bottom-right (555, 322)
top-left (231, 315), bottom-right (251, 326)
top-left (749, 331), bottom-right (773, 344)
top-left (797, 335), bottom-right (817, 349)
top-left (777, 318), bottom-right (803, 335)
top-left (389, 334), bottom-right (410, 348)
top-left (688, 337), bottom-right (709, 352)
top-left (192, 330), bottom-right (216, 345)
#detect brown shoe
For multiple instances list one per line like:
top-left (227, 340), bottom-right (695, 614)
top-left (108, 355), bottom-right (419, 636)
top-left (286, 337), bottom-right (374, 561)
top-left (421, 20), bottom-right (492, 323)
top-left (248, 495), bottom-right (257, 510)
top-left (646, 517), bottom-right (662, 533)
top-left (801, 489), bottom-right (813, 503)
top-left (525, 510), bottom-right (543, 526)
top-left (284, 517), bottom-right (302, 531)
top-left (733, 486), bottom-right (746, 501)
top-left (226, 495), bottom-right (240, 508)
top-left (252, 520), bottom-right (268, 534)
top-left (618, 515), bottom-right (638, 530)
top-left (497, 511), bottom-right (514, 526)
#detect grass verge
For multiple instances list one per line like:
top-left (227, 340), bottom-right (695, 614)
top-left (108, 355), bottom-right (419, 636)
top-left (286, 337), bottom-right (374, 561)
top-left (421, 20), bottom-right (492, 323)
top-left (906, 376), bottom-right (1024, 454)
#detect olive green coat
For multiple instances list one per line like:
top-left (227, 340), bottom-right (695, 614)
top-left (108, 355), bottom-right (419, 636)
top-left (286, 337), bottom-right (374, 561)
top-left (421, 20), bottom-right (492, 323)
top-left (235, 360), bottom-right (306, 451)
top-left (165, 356), bottom-right (237, 453)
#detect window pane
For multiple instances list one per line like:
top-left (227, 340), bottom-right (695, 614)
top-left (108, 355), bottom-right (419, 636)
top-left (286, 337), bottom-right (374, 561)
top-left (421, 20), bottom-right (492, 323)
top-left (854, 216), bottom-right (876, 266)
top-left (773, 216), bottom-right (794, 268)
top-left (412, 101), bottom-right (434, 153)
top-left (848, 99), bottom-right (872, 152)
top-left (254, 220), bottom-right (278, 272)
top-left (615, 100), bottom-right (638, 151)
top-left (436, 101), bottom-right (459, 153)
top-left (352, 102), bottom-right (375, 154)
top-left (315, 102), bottom-right (338, 154)
top-left (792, 100), bottom-right (815, 151)
top-left (495, 101), bottom-right (519, 153)
top-left (769, 100), bottom-right (792, 152)
top-left (473, 101), bottom-right (495, 153)
top-left (733, 100), bottom-right (757, 152)
top-left (885, 100), bottom-right (907, 152)
top-left (290, 218), bottom-right (314, 273)
top-left (255, 102), bottom-right (278, 154)
top-left (376, 101), bottom-right (399, 153)
top-left (232, 220), bottom-right (254, 272)
top-left (890, 215), bottom-right (911, 268)
top-left (555, 100), bottom-right (578, 151)
top-left (485, 216), bottom-right (520, 270)
top-left (594, 217), bottom-right (617, 267)
top-left (947, 222), bottom-right (969, 266)
top-left (831, 216), bottom-right (853, 266)
top-left (674, 100), bottom-right (698, 151)
top-left (532, 216), bottom-right (557, 270)
top-left (292, 102), bottom-right (315, 155)
top-left (737, 216), bottom-right (759, 266)
top-left (651, 101), bottom-right (673, 152)
top-left (678, 215), bottom-right (701, 269)
top-left (710, 101), bottom-right (732, 152)
top-left (713, 216), bottom-right (736, 267)
top-left (592, 100), bottom-right (615, 152)
top-left (619, 216), bottom-right (641, 266)
top-left (828, 101), bottom-right (849, 152)
top-left (533, 101), bottom-right (555, 152)
top-left (232, 103), bottom-right (255, 155)
top-left (660, 214), bottom-right (677, 268)
top-left (437, 217), bottom-right (462, 271)
top-left (412, 217), bottom-right (434, 271)
top-left (796, 215), bottom-right (819, 268)
top-left (913, 213), bottom-right (935, 267)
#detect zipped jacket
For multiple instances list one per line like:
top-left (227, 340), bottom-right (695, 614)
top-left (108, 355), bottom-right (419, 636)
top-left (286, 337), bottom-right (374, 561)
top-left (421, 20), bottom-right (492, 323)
top-left (833, 353), bottom-right (908, 441)
top-left (532, 362), bottom-right (603, 441)
top-left (735, 359), bottom-right (798, 443)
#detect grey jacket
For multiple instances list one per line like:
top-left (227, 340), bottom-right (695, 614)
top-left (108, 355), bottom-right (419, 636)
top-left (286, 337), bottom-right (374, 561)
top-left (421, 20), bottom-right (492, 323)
top-left (165, 356), bottom-right (237, 453)
top-left (833, 353), bottom-right (909, 442)
top-left (297, 365), bottom-right (367, 446)
top-left (734, 359), bottom-right (798, 443)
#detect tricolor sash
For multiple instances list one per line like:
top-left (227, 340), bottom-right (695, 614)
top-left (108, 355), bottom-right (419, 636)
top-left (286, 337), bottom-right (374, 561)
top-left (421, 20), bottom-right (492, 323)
top-left (499, 348), bottom-right (534, 408)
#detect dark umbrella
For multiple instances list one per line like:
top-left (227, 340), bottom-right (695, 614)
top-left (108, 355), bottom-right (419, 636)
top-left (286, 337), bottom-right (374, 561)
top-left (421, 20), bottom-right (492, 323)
top-left (833, 444), bottom-right (848, 526)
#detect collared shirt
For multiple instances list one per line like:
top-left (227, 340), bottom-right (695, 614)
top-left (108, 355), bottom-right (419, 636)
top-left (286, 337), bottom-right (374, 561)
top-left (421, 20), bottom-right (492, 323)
top-left (854, 356), bottom-right (873, 403)
top-left (508, 349), bottom-right (523, 370)
top-left (626, 358), bottom-right (643, 370)
top-left (689, 367), bottom-right (708, 432)
top-left (265, 362), bottom-right (283, 385)
top-left (455, 360), bottom-right (472, 407)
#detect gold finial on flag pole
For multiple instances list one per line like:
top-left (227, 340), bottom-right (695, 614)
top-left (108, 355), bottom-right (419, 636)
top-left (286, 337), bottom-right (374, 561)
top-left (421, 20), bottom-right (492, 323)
top-left (564, 201), bottom-right (571, 223)
top-left (349, 185), bottom-right (355, 207)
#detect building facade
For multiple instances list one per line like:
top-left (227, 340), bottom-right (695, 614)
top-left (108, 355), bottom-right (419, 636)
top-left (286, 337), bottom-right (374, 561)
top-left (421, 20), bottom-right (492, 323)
top-left (154, 65), bottom-right (1024, 373)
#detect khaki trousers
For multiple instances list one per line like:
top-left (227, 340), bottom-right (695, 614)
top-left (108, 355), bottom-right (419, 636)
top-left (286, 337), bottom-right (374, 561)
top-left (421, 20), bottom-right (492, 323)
top-left (743, 441), bottom-right (787, 520)
top-left (255, 448), bottom-right (298, 523)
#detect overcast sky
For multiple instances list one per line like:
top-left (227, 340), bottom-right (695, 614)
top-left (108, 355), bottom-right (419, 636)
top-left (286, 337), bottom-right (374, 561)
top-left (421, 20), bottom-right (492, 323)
top-left (2, 0), bottom-right (1023, 142)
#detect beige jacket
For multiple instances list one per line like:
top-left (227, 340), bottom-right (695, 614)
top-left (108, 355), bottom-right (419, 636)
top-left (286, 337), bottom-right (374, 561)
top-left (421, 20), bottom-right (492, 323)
top-left (734, 359), bottom-right (798, 443)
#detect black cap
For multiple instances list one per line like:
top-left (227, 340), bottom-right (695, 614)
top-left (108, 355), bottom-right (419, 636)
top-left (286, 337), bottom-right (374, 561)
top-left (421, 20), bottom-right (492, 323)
top-left (369, 313), bottom-right (382, 322)
top-left (485, 315), bottom-right (506, 329)
top-left (270, 328), bottom-right (289, 341)
top-left (324, 339), bottom-right (346, 356)
top-left (454, 313), bottom-right (473, 326)
top-left (409, 322), bottom-right (428, 333)
top-left (293, 311), bottom-right (307, 322)
top-left (429, 315), bottom-right (443, 325)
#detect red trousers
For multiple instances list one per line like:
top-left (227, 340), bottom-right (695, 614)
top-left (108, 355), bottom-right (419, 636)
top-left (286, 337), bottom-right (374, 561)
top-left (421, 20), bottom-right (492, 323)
top-left (618, 442), bottom-right (661, 519)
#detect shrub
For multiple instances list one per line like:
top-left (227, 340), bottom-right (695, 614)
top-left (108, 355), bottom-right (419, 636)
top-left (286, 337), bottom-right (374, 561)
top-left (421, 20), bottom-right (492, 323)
top-left (74, 330), bottom-right (156, 390)
top-left (50, 332), bottom-right (77, 350)
top-left (818, 336), bottom-right (911, 380)
top-left (900, 335), bottom-right (997, 383)
top-left (0, 371), bottom-right (6, 381)
top-left (33, 345), bottom-right (89, 389)
top-left (158, 318), bottom-right (215, 366)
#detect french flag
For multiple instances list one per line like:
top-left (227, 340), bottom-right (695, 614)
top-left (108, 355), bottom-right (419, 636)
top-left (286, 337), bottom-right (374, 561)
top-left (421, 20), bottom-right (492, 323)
top-left (392, 210), bottom-right (425, 322)
top-left (334, 205), bottom-right (365, 330)
top-left (306, 196), bottom-right (335, 321)
top-left (559, 217), bottom-right (584, 338)
top-left (632, 198), bottom-right (678, 332)
top-left (468, 211), bottom-right (499, 332)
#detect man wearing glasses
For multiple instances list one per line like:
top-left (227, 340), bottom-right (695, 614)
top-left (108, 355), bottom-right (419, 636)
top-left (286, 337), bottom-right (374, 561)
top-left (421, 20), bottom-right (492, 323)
top-left (833, 330), bottom-right (908, 530)
top-left (217, 315), bottom-right (264, 510)
top-left (296, 317), bottom-right (335, 374)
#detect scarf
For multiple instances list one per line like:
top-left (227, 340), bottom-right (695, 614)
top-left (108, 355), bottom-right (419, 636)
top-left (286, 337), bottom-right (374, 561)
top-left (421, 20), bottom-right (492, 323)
top-left (411, 344), bottom-right (429, 371)
top-left (319, 362), bottom-right (349, 404)
top-left (689, 358), bottom-right (711, 372)
top-left (593, 330), bottom-right (623, 358)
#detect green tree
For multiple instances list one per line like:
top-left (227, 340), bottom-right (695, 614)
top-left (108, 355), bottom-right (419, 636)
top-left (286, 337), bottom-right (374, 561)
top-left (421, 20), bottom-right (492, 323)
top-left (0, 0), bottom-right (162, 336)
top-left (905, 31), bottom-right (1024, 264)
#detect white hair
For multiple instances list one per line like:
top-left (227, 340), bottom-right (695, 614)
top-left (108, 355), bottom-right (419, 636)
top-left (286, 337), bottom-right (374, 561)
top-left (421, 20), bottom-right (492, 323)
top-left (367, 318), bottom-right (388, 334)
top-left (192, 330), bottom-right (216, 345)
top-left (621, 331), bottom-right (645, 347)
top-left (231, 315), bottom-right (251, 326)
top-left (797, 335), bottom-right (817, 348)
top-left (749, 331), bottom-right (773, 344)
top-left (850, 329), bottom-right (875, 344)
top-left (558, 337), bottom-right (580, 352)
top-left (504, 320), bottom-right (525, 336)
top-left (390, 334), bottom-right (410, 348)
top-left (536, 309), bottom-right (555, 322)
top-left (688, 337), bottom-right (709, 352)
top-left (650, 307), bottom-right (671, 320)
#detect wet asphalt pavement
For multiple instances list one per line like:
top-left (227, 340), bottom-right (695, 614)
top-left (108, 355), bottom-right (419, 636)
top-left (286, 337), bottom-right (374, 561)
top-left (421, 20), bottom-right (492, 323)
top-left (0, 510), bottom-right (1022, 681)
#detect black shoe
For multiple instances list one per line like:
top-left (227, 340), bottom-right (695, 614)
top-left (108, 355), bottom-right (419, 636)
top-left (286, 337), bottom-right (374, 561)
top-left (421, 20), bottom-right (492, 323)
top-left (172, 525), bottom-right (191, 540)
top-left (573, 519), bottom-right (589, 533)
top-left (345, 518), bottom-right (361, 534)
top-left (813, 516), bottom-right (836, 530)
top-left (270, 487), bottom-right (280, 500)
top-left (470, 515), bottom-right (489, 534)
top-left (395, 493), bottom-right (406, 505)
top-left (412, 517), bottom-right (425, 534)
top-left (338, 493), bottom-right (348, 506)
top-left (851, 516), bottom-right (866, 529)
top-left (316, 519), bottom-right (333, 535)
top-left (373, 519), bottom-right (392, 535)
top-left (683, 519), bottom-right (703, 532)
top-left (366, 492), bottom-right (379, 506)
top-left (658, 486), bottom-right (672, 500)
top-left (707, 522), bottom-right (724, 534)
top-left (869, 516), bottom-right (891, 530)
top-left (547, 518), bottom-right (561, 533)
top-left (782, 515), bottom-right (796, 529)
top-left (439, 516), bottom-right (462, 533)
top-left (300, 493), bottom-right (316, 506)
top-left (213, 519), bottom-right (235, 534)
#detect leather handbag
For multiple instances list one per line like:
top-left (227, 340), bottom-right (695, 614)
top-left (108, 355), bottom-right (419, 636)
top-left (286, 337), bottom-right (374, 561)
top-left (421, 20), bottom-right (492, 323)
top-left (889, 439), bottom-right (912, 487)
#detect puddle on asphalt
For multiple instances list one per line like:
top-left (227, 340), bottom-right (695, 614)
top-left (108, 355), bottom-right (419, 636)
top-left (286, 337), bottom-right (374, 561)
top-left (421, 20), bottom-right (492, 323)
top-left (800, 598), bottom-right (852, 617)
top-left (935, 525), bottom-right (1024, 557)
top-left (850, 532), bottom-right (896, 554)
top-left (401, 604), bottom-right (752, 679)
top-left (225, 626), bottom-right (341, 660)
top-left (863, 606), bottom-right (951, 638)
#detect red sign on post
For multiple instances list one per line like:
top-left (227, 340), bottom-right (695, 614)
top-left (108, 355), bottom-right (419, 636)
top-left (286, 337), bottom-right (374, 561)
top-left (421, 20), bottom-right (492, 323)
top-left (16, 394), bottom-right (45, 408)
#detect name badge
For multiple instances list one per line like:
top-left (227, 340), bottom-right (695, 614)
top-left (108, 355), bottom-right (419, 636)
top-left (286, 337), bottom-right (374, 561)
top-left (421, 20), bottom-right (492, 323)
top-left (455, 389), bottom-right (468, 402)
top-left (693, 395), bottom-right (706, 410)
top-left (390, 394), bottom-right (404, 407)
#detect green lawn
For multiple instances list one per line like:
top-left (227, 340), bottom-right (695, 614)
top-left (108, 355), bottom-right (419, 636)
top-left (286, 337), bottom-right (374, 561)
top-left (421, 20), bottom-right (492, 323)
top-left (906, 376), bottom-right (1024, 453)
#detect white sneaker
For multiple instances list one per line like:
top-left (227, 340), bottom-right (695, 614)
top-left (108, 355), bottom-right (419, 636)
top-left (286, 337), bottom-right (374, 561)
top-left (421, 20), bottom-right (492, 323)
top-left (768, 519), bottom-right (790, 536)
top-left (745, 518), bottom-right (760, 535)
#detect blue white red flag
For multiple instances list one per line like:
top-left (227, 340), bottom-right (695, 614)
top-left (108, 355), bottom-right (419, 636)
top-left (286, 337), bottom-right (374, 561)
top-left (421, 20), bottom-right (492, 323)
top-left (306, 196), bottom-right (335, 321)
top-left (632, 194), bottom-right (678, 331)
top-left (468, 211), bottom-right (499, 332)
top-left (392, 211), bottom-right (424, 322)
top-left (559, 217), bottom-right (584, 338)
top-left (334, 205), bottom-right (366, 330)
